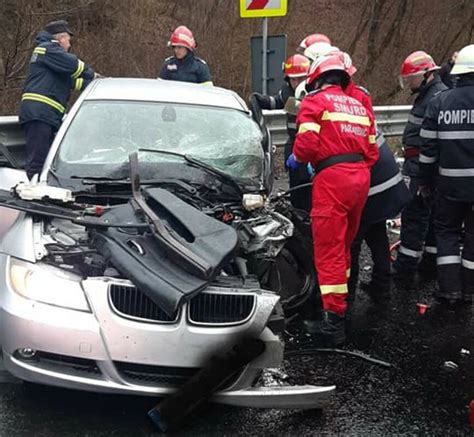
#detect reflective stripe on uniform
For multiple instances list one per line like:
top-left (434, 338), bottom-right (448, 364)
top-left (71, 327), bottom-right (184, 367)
top-left (439, 167), bottom-right (474, 177)
top-left (298, 122), bottom-right (321, 134)
top-left (21, 93), bottom-right (65, 113)
top-left (33, 47), bottom-right (46, 55)
top-left (74, 78), bottom-right (84, 91)
top-left (419, 154), bottom-right (437, 164)
top-left (368, 172), bottom-right (403, 196)
top-left (437, 255), bottom-right (461, 265)
top-left (269, 96), bottom-right (276, 110)
top-left (438, 130), bottom-right (474, 140)
top-left (419, 128), bottom-right (437, 139)
top-left (408, 114), bottom-right (423, 125)
top-left (368, 135), bottom-right (376, 144)
top-left (321, 111), bottom-right (371, 126)
top-left (200, 81), bottom-right (213, 86)
top-left (424, 246), bottom-right (437, 254)
top-left (376, 134), bottom-right (385, 148)
top-left (462, 258), bottom-right (474, 269)
top-left (320, 283), bottom-right (348, 295)
top-left (399, 245), bottom-right (422, 258)
top-left (71, 60), bottom-right (85, 79)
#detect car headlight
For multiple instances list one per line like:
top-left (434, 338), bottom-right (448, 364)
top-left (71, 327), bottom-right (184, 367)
top-left (8, 257), bottom-right (90, 312)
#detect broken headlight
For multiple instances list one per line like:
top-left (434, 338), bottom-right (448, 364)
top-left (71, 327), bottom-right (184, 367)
top-left (8, 257), bottom-right (90, 312)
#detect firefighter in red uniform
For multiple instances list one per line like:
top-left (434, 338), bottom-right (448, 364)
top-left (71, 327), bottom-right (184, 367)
top-left (287, 54), bottom-right (379, 345)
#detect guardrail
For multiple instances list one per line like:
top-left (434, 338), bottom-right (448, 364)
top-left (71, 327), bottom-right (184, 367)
top-left (0, 105), bottom-right (411, 156)
top-left (263, 105), bottom-right (411, 147)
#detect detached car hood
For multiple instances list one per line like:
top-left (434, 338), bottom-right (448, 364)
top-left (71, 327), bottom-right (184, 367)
top-left (0, 186), bottom-right (238, 317)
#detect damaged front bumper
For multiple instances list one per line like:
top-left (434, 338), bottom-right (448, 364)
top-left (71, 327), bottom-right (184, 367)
top-left (0, 258), bottom-right (335, 408)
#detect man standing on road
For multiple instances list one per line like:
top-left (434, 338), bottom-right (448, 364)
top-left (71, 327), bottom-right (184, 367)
top-left (20, 20), bottom-right (98, 180)
top-left (251, 54), bottom-right (311, 210)
top-left (391, 51), bottom-right (447, 278)
top-left (419, 44), bottom-right (474, 304)
top-left (287, 54), bottom-right (379, 345)
top-left (19, 20), bottom-right (96, 181)
top-left (158, 26), bottom-right (212, 85)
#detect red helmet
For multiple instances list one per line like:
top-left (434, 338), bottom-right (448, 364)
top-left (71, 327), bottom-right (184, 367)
top-left (298, 34), bottom-right (331, 53)
top-left (400, 51), bottom-right (439, 77)
top-left (306, 53), bottom-right (348, 88)
top-left (168, 26), bottom-right (196, 51)
top-left (284, 54), bottom-right (311, 78)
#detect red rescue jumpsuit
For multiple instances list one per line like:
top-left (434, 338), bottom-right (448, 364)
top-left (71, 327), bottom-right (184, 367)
top-left (293, 85), bottom-right (379, 316)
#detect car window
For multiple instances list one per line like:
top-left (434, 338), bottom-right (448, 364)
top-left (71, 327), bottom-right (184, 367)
top-left (56, 101), bottom-right (264, 181)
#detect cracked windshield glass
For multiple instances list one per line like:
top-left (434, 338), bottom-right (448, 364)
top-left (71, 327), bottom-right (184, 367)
top-left (56, 101), bottom-right (263, 180)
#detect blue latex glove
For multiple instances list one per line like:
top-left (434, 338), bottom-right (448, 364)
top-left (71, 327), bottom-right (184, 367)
top-left (286, 153), bottom-right (300, 171)
top-left (307, 163), bottom-right (315, 178)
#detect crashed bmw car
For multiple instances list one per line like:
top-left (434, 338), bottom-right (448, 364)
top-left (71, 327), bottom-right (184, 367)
top-left (0, 78), bottom-right (333, 408)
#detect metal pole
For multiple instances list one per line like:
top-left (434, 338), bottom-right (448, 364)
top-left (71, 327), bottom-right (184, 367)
top-left (262, 17), bottom-right (268, 94)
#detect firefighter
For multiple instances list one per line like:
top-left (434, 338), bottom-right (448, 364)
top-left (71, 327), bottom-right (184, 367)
top-left (439, 51), bottom-right (459, 88)
top-left (251, 54), bottom-right (312, 210)
top-left (287, 54), bottom-right (379, 345)
top-left (297, 33), bottom-right (331, 54)
top-left (419, 44), bottom-right (474, 304)
top-left (392, 51), bottom-right (447, 277)
top-left (19, 20), bottom-right (96, 181)
top-left (158, 26), bottom-right (212, 85)
top-left (339, 53), bottom-right (411, 301)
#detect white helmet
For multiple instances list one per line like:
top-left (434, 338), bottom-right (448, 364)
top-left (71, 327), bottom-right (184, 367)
top-left (451, 44), bottom-right (474, 75)
top-left (304, 42), bottom-right (338, 63)
top-left (295, 81), bottom-right (307, 100)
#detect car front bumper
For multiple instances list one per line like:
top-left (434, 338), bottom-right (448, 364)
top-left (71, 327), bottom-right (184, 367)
top-left (0, 255), bottom-right (335, 408)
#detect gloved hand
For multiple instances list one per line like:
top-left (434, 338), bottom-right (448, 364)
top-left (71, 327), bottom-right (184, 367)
top-left (306, 163), bottom-right (315, 178)
top-left (286, 153), bottom-right (300, 171)
top-left (251, 92), bottom-right (266, 106)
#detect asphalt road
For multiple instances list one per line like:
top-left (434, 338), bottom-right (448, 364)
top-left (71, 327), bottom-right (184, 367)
top-left (1, 261), bottom-right (473, 436)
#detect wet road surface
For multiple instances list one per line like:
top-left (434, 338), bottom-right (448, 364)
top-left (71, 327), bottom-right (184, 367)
top-left (1, 260), bottom-right (473, 436)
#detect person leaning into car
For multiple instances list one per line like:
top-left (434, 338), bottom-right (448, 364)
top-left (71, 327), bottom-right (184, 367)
top-left (19, 20), bottom-right (97, 181)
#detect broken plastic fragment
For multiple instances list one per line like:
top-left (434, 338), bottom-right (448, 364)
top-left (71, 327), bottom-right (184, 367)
top-left (416, 303), bottom-right (430, 315)
top-left (443, 361), bottom-right (459, 372)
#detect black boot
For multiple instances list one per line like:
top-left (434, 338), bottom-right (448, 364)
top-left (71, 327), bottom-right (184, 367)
top-left (360, 281), bottom-right (391, 303)
top-left (303, 311), bottom-right (346, 346)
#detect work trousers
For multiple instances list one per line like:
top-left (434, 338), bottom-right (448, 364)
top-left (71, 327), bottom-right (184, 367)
top-left (435, 194), bottom-right (474, 299)
top-left (23, 120), bottom-right (56, 180)
top-left (349, 220), bottom-right (391, 293)
top-left (311, 163), bottom-right (370, 316)
top-left (393, 176), bottom-right (436, 272)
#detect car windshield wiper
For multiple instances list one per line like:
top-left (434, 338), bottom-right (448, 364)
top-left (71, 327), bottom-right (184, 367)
top-left (138, 148), bottom-right (242, 195)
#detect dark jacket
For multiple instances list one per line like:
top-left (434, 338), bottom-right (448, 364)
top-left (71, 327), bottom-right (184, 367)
top-left (362, 130), bottom-right (411, 223)
top-left (19, 31), bottom-right (95, 129)
top-left (439, 60), bottom-right (456, 89)
top-left (420, 77), bottom-right (474, 201)
top-left (158, 52), bottom-right (212, 84)
top-left (402, 75), bottom-right (447, 177)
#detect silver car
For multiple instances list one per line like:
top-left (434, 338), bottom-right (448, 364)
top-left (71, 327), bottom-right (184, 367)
top-left (0, 79), bottom-right (333, 408)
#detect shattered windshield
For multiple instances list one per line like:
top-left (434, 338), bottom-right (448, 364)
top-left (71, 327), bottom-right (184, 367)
top-left (54, 100), bottom-right (264, 182)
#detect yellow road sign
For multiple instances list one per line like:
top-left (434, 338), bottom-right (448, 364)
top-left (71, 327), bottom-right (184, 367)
top-left (240, 0), bottom-right (288, 18)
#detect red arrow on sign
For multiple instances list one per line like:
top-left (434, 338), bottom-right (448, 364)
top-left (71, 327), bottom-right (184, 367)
top-left (247, 0), bottom-right (270, 9)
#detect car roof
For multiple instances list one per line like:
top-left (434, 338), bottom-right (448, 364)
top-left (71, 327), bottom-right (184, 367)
top-left (83, 78), bottom-right (249, 112)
